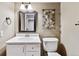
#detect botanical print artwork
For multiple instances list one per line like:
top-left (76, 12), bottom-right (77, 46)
top-left (42, 9), bottom-right (55, 29)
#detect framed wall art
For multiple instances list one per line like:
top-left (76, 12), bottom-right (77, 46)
top-left (42, 9), bottom-right (55, 29)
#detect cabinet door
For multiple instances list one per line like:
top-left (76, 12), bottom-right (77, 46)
top-left (6, 45), bottom-right (25, 56)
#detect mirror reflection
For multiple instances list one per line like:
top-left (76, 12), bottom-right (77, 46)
top-left (19, 11), bottom-right (37, 32)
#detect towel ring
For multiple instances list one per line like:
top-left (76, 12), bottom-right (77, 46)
top-left (6, 17), bottom-right (11, 25)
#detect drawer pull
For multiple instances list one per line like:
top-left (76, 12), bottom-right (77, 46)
top-left (23, 47), bottom-right (24, 53)
top-left (32, 54), bottom-right (34, 56)
top-left (32, 47), bottom-right (34, 49)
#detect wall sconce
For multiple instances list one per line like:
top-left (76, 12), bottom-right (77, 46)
top-left (27, 2), bottom-right (33, 12)
top-left (20, 2), bottom-right (33, 12)
top-left (20, 2), bottom-right (26, 11)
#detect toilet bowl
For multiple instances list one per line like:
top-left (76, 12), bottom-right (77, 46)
top-left (48, 52), bottom-right (61, 56)
top-left (42, 37), bottom-right (61, 56)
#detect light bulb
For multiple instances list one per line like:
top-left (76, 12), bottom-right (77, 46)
top-left (20, 4), bottom-right (26, 11)
top-left (27, 3), bottom-right (33, 12)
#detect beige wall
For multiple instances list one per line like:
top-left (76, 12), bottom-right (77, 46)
top-left (0, 3), bottom-right (15, 49)
top-left (61, 2), bottom-right (79, 55)
top-left (15, 2), bottom-right (60, 38)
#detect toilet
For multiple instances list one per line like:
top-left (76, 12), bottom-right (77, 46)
top-left (42, 37), bottom-right (61, 56)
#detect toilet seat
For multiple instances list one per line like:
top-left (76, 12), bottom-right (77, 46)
top-left (48, 52), bottom-right (61, 56)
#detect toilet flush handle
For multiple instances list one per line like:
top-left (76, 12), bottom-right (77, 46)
top-left (45, 43), bottom-right (47, 46)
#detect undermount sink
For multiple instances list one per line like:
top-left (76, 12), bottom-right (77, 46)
top-left (16, 37), bottom-right (38, 41)
top-left (16, 33), bottom-right (39, 37)
top-left (15, 33), bottom-right (40, 41)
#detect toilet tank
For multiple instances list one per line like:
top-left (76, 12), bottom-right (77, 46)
top-left (42, 38), bottom-right (58, 52)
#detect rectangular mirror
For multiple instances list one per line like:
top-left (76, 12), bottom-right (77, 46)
top-left (19, 11), bottom-right (37, 32)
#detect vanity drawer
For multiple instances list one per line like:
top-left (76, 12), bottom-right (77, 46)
top-left (25, 44), bottom-right (40, 52)
top-left (25, 51), bottom-right (40, 56)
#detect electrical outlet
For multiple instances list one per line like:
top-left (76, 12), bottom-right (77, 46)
top-left (0, 31), bottom-right (3, 37)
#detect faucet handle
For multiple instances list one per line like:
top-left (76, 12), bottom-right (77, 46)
top-left (25, 34), bottom-right (30, 37)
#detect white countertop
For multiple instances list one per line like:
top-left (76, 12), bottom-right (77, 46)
top-left (6, 37), bottom-right (41, 44)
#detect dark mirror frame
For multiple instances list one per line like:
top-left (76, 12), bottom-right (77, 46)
top-left (18, 11), bottom-right (37, 32)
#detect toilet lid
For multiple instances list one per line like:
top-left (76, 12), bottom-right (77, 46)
top-left (48, 52), bottom-right (61, 56)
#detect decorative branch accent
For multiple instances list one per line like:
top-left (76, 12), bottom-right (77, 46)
top-left (42, 9), bottom-right (55, 29)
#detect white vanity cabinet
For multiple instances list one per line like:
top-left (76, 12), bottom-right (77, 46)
top-left (7, 44), bottom-right (40, 56)
top-left (6, 36), bottom-right (41, 56)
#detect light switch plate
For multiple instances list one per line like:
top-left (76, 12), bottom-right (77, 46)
top-left (0, 30), bottom-right (3, 37)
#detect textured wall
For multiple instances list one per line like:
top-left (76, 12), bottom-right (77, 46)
top-left (0, 2), bottom-right (15, 50)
